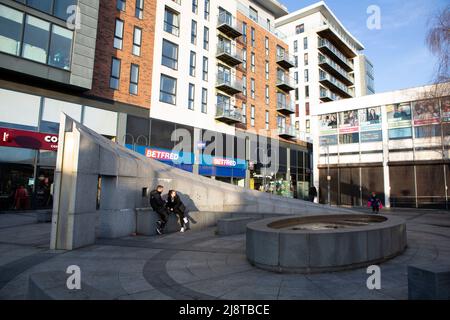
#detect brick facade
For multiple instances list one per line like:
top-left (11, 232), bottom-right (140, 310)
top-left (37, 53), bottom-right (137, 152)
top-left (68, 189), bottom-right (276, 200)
top-left (87, 0), bottom-right (156, 109)
top-left (236, 12), bottom-right (294, 142)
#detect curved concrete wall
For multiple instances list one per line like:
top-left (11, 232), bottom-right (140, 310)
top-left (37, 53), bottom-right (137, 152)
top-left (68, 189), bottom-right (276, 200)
top-left (50, 115), bottom-right (352, 250)
top-left (246, 214), bottom-right (407, 273)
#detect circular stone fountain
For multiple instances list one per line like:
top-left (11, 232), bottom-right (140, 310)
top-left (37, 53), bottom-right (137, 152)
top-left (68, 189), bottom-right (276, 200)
top-left (246, 214), bottom-right (407, 273)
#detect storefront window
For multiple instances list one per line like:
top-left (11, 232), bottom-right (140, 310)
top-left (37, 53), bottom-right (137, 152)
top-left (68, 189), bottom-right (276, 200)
top-left (320, 135), bottom-right (338, 146)
top-left (388, 127), bottom-right (412, 140)
top-left (0, 4), bottom-right (24, 56)
top-left (414, 124), bottom-right (441, 138)
top-left (361, 130), bottom-right (382, 142)
top-left (0, 162), bottom-right (34, 210)
top-left (48, 25), bottom-right (73, 70)
top-left (339, 133), bottom-right (359, 144)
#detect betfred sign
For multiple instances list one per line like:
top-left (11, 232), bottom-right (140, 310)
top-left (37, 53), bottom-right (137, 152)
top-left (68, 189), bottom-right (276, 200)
top-left (0, 127), bottom-right (58, 151)
top-left (145, 148), bottom-right (179, 161)
top-left (212, 157), bottom-right (237, 167)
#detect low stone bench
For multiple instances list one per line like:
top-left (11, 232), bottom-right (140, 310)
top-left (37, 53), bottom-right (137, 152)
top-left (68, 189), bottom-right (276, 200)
top-left (136, 208), bottom-right (182, 236)
top-left (217, 217), bottom-right (254, 236)
top-left (408, 264), bottom-right (450, 300)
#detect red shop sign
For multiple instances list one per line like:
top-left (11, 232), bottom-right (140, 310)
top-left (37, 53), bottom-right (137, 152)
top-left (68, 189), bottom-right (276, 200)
top-left (0, 127), bottom-right (58, 151)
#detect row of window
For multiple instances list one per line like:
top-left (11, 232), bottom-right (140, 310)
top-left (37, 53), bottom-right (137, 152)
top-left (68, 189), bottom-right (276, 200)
top-left (293, 37), bottom-right (308, 53)
top-left (116, 0), bottom-right (145, 19)
top-left (114, 18), bottom-right (142, 56)
top-left (0, 4), bottom-right (73, 70)
top-left (190, 0), bottom-right (210, 20)
top-left (109, 58), bottom-right (140, 95)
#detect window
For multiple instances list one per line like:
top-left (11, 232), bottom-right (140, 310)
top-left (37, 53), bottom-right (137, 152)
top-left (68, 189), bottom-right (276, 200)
top-left (264, 111), bottom-right (270, 130)
top-left (160, 74), bottom-right (177, 105)
top-left (117, 0), bottom-right (126, 11)
top-left (242, 22), bottom-right (247, 43)
top-left (295, 121), bottom-right (299, 130)
top-left (389, 127), bottom-right (412, 140)
top-left (114, 19), bottom-right (124, 49)
top-left (242, 75), bottom-right (247, 96)
top-left (303, 37), bottom-right (308, 49)
top-left (164, 7), bottom-right (179, 36)
top-left (202, 56), bottom-right (208, 81)
top-left (203, 27), bottom-right (209, 50)
top-left (109, 57), bottom-right (121, 90)
top-left (201, 88), bottom-right (207, 113)
top-left (242, 48), bottom-right (247, 69)
top-left (250, 78), bottom-right (255, 99)
top-left (294, 72), bottom-right (298, 84)
top-left (414, 125), bottom-right (441, 138)
top-left (132, 27), bottom-right (142, 56)
top-left (135, 0), bottom-right (144, 19)
top-left (265, 61), bottom-right (269, 80)
top-left (250, 27), bottom-right (255, 47)
top-left (22, 15), bottom-right (50, 64)
top-left (304, 53), bottom-right (308, 66)
top-left (339, 133), bottom-right (359, 144)
top-left (305, 85), bottom-right (309, 98)
top-left (191, 20), bottom-right (197, 44)
top-left (192, 0), bottom-right (198, 14)
top-left (0, 5), bottom-right (24, 56)
top-left (162, 39), bottom-right (178, 70)
top-left (265, 85), bottom-right (269, 105)
top-left (48, 25), bottom-right (73, 70)
top-left (242, 103), bottom-right (247, 124)
top-left (295, 24), bottom-right (304, 34)
top-left (249, 6), bottom-right (258, 22)
top-left (265, 37), bottom-right (269, 56)
top-left (250, 105), bottom-right (255, 127)
top-left (306, 120), bottom-right (310, 133)
top-left (188, 83), bottom-right (195, 110)
top-left (204, 0), bottom-right (210, 20)
top-left (305, 102), bottom-right (310, 116)
top-left (293, 40), bottom-right (298, 53)
top-left (304, 69), bottom-right (309, 82)
top-left (54, 0), bottom-right (77, 20)
top-left (129, 64), bottom-right (139, 95)
top-left (294, 56), bottom-right (298, 67)
top-left (251, 52), bottom-right (255, 72)
top-left (188, 51), bottom-right (196, 76)
top-left (295, 88), bottom-right (299, 100)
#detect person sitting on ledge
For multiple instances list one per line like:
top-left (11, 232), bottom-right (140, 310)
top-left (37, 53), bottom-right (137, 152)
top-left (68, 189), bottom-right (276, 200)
top-left (166, 190), bottom-right (189, 233)
top-left (150, 185), bottom-right (169, 235)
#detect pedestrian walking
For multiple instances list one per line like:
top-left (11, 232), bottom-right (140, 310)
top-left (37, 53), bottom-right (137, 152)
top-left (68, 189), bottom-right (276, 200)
top-left (368, 192), bottom-right (382, 213)
top-left (308, 186), bottom-right (317, 202)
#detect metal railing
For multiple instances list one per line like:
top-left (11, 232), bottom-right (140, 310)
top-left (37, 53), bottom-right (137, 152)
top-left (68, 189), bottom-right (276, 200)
top-left (215, 73), bottom-right (243, 91)
top-left (318, 37), bottom-right (353, 69)
top-left (216, 42), bottom-right (243, 61)
top-left (216, 103), bottom-right (243, 122)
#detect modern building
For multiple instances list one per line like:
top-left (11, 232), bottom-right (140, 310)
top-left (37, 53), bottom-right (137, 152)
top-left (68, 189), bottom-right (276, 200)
top-left (313, 83), bottom-right (450, 209)
top-left (0, 0), bottom-right (315, 211)
top-left (275, 1), bottom-right (374, 142)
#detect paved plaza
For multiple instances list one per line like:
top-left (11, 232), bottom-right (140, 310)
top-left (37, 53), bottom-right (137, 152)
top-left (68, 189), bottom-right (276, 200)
top-left (0, 208), bottom-right (449, 300)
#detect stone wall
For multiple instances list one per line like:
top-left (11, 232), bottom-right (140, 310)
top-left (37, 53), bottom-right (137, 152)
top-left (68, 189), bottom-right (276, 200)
top-left (50, 114), bottom-right (351, 250)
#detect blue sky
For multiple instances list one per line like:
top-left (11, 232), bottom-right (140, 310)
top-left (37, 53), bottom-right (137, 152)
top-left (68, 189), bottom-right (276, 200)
top-left (281, 0), bottom-right (447, 93)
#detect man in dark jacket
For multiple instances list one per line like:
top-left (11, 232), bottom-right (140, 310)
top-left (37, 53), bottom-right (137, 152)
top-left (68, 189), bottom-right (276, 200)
top-left (150, 185), bottom-right (168, 235)
top-left (308, 186), bottom-right (317, 202)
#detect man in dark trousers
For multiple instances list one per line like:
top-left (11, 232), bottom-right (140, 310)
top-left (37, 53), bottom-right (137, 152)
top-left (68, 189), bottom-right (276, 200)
top-left (150, 185), bottom-right (169, 235)
top-left (308, 186), bottom-right (317, 202)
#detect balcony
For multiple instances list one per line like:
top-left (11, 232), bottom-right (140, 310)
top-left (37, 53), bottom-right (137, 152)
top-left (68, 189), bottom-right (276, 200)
top-left (318, 54), bottom-right (354, 86)
top-left (319, 87), bottom-right (341, 102)
top-left (215, 103), bottom-right (243, 124)
top-left (278, 125), bottom-right (296, 139)
top-left (217, 12), bottom-right (242, 38)
top-left (319, 70), bottom-right (354, 98)
top-left (276, 72), bottom-right (295, 92)
top-left (216, 42), bottom-right (243, 67)
top-left (215, 73), bottom-right (243, 95)
top-left (276, 51), bottom-right (296, 69)
top-left (276, 99), bottom-right (295, 115)
top-left (318, 38), bottom-right (354, 72)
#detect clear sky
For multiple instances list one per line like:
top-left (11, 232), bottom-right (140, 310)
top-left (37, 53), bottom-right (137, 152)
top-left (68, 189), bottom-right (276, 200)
top-left (281, 0), bottom-right (448, 93)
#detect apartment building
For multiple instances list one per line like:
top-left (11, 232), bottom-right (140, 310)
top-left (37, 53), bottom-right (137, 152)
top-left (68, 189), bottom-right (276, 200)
top-left (313, 83), bottom-right (449, 209)
top-left (275, 1), bottom-right (374, 142)
top-left (0, 0), bottom-right (314, 210)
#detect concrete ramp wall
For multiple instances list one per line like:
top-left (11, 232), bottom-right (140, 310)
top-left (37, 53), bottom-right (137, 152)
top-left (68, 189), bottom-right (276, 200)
top-left (50, 114), bottom-right (351, 250)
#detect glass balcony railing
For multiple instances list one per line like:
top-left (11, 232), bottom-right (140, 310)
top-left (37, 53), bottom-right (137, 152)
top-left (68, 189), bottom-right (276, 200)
top-left (215, 103), bottom-right (243, 123)
top-left (276, 72), bottom-right (295, 91)
top-left (276, 99), bottom-right (295, 114)
top-left (216, 42), bottom-right (243, 66)
top-left (217, 11), bottom-right (242, 38)
top-left (318, 37), bottom-right (353, 70)
top-left (278, 124), bottom-right (296, 138)
top-left (215, 73), bottom-right (243, 94)
top-left (319, 87), bottom-right (341, 101)
top-left (319, 70), bottom-right (354, 97)
top-left (276, 51), bottom-right (296, 69)
top-left (318, 54), bottom-right (354, 84)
